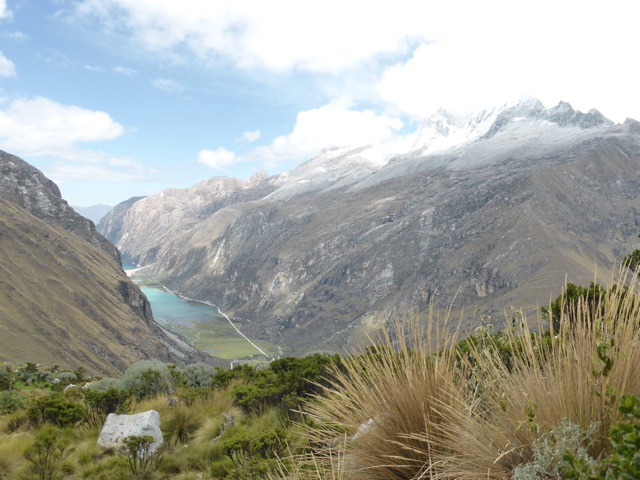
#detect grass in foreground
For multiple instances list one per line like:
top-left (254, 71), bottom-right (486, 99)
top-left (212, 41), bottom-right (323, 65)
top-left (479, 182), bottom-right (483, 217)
top-left (275, 269), bottom-right (640, 479)
top-left (2, 269), bottom-right (640, 479)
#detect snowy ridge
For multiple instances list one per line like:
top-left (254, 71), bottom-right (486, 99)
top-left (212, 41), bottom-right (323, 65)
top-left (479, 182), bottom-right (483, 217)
top-left (265, 145), bottom-right (388, 201)
top-left (265, 98), bottom-right (616, 200)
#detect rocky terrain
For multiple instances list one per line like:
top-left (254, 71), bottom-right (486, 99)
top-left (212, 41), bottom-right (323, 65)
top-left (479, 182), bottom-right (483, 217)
top-left (99, 100), bottom-right (640, 355)
top-left (0, 150), bottom-right (219, 374)
top-left (0, 151), bottom-right (120, 263)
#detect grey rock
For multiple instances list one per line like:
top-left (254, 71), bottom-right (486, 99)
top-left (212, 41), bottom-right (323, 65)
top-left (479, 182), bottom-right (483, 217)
top-left (98, 410), bottom-right (163, 455)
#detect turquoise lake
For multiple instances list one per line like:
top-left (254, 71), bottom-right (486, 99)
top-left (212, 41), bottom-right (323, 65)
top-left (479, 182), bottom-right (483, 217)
top-left (140, 286), bottom-right (223, 327)
top-left (123, 264), bottom-right (279, 358)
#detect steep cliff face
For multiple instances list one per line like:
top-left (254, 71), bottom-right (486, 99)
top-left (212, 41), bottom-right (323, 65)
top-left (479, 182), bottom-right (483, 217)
top-left (100, 101), bottom-right (640, 355)
top-left (0, 151), bottom-right (218, 374)
top-left (103, 173), bottom-right (275, 266)
top-left (98, 196), bottom-right (145, 246)
top-left (0, 151), bottom-right (121, 263)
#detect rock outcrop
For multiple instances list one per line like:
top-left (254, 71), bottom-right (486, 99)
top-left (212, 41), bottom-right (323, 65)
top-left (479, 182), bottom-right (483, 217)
top-left (0, 150), bottom-right (120, 262)
top-left (98, 410), bottom-right (163, 455)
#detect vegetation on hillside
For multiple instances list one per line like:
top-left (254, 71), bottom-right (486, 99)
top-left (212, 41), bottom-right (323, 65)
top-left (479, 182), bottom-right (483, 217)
top-left (2, 268), bottom-right (640, 479)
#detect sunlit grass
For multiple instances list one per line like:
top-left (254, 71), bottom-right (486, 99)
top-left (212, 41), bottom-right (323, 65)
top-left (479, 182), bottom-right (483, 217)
top-left (429, 269), bottom-right (640, 479)
top-left (274, 268), bottom-right (640, 479)
top-left (0, 433), bottom-right (31, 479)
top-left (290, 308), bottom-right (464, 480)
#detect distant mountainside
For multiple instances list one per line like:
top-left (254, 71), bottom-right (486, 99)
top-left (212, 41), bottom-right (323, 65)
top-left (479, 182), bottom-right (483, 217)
top-left (72, 204), bottom-right (113, 225)
top-left (0, 150), bottom-right (218, 374)
top-left (99, 100), bottom-right (640, 355)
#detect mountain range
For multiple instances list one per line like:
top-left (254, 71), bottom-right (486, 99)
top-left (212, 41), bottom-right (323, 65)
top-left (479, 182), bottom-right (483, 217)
top-left (98, 99), bottom-right (640, 355)
top-left (71, 204), bottom-right (114, 225)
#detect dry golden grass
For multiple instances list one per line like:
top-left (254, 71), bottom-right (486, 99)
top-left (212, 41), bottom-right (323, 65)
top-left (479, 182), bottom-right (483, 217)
top-left (0, 433), bottom-right (31, 479)
top-left (295, 308), bottom-right (465, 480)
top-left (269, 441), bottom-right (349, 480)
top-left (131, 387), bottom-right (243, 446)
top-left (276, 269), bottom-right (640, 480)
top-left (430, 269), bottom-right (640, 480)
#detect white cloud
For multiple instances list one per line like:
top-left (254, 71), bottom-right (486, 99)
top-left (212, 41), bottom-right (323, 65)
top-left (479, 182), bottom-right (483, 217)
top-left (151, 78), bottom-right (184, 94)
top-left (241, 104), bottom-right (403, 169)
top-left (0, 97), bottom-right (124, 155)
top-left (85, 64), bottom-right (105, 73)
top-left (242, 130), bottom-right (260, 143)
top-left (0, 97), bottom-right (152, 183)
top-left (46, 162), bottom-right (147, 182)
top-left (1, 31), bottom-right (28, 42)
top-left (115, 65), bottom-right (136, 75)
top-left (0, 96), bottom-right (147, 182)
top-left (0, 0), bottom-right (11, 20)
top-left (0, 51), bottom-right (16, 77)
top-left (197, 147), bottom-right (237, 169)
top-left (376, 1), bottom-right (640, 122)
top-left (69, 0), bottom-right (640, 124)
top-left (198, 104), bottom-right (404, 172)
top-left (72, 0), bottom-right (430, 73)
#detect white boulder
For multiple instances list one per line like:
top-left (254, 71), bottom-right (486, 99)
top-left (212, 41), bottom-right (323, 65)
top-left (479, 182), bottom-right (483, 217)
top-left (97, 410), bottom-right (163, 455)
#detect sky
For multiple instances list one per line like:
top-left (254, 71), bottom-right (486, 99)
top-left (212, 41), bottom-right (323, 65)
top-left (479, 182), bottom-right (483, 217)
top-left (0, 0), bottom-right (638, 207)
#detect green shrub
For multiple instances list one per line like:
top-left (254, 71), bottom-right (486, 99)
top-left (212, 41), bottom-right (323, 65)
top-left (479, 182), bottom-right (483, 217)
top-left (23, 425), bottom-right (72, 480)
top-left (232, 354), bottom-right (339, 416)
top-left (0, 369), bottom-right (11, 390)
top-left (83, 387), bottom-right (132, 427)
top-left (180, 363), bottom-right (217, 389)
top-left (562, 394), bottom-right (640, 479)
top-left (623, 249), bottom-right (640, 272)
top-left (121, 360), bottom-right (174, 400)
top-left (27, 394), bottom-right (85, 428)
top-left (512, 419), bottom-right (598, 479)
top-left (541, 282), bottom-right (608, 330)
top-left (120, 435), bottom-right (162, 476)
top-left (178, 387), bottom-right (211, 406)
top-left (0, 390), bottom-right (24, 415)
top-left (54, 372), bottom-right (76, 385)
top-left (225, 458), bottom-right (278, 479)
top-left (89, 377), bottom-right (123, 392)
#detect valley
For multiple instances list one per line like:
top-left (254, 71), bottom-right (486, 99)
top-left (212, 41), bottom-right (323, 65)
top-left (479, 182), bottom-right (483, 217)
top-left (138, 285), bottom-right (280, 361)
top-left (99, 99), bottom-right (640, 357)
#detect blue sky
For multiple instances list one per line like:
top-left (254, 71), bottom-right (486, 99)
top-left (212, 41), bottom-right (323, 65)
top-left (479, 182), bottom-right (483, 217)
top-left (0, 0), bottom-right (638, 206)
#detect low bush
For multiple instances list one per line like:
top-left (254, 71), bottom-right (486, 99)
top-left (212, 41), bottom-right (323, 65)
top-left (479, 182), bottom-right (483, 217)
top-left (180, 363), bottom-right (218, 389)
top-left (27, 394), bottom-right (85, 428)
top-left (120, 434), bottom-right (163, 476)
top-left (121, 360), bottom-right (174, 400)
top-left (0, 390), bottom-right (24, 415)
top-left (562, 394), bottom-right (640, 479)
top-left (83, 387), bottom-right (132, 427)
top-left (23, 425), bottom-right (72, 480)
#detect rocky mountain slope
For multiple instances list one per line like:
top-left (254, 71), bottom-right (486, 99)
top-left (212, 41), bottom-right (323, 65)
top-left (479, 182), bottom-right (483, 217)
top-left (100, 100), bottom-right (640, 355)
top-left (1, 152), bottom-right (120, 263)
top-left (0, 150), bottom-right (218, 374)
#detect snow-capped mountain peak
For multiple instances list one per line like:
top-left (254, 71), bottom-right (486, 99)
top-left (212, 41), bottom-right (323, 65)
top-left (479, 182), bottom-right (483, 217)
top-left (412, 98), bottom-right (612, 155)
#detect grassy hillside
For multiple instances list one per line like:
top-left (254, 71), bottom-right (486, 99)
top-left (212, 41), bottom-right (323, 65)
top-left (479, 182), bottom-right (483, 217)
top-left (0, 198), bottom-right (203, 375)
